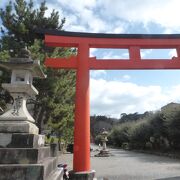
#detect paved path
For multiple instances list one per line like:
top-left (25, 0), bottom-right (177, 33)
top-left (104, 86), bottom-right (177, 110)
top-left (59, 147), bottom-right (180, 180)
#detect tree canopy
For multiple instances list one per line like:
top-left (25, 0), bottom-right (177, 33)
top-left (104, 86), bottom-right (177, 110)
top-left (0, 0), bottom-right (75, 143)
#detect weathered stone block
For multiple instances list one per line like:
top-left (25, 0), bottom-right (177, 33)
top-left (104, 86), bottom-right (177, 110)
top-left (0, 121), bottom-right (39, 134)
top-left (46, 168), bottom-right (64, 180)
top-left (0, 147), bottom-right (50, 164)
top-left (0, 133), bottom-right (45, 148)
top-left (0, 157), bottom-right (58, 180)
top-left (43, 157), bottom-right (58, 178)
top-left (0, 164), bottom-right (43, 180)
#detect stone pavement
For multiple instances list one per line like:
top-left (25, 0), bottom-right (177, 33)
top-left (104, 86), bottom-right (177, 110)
top-left (59, 147), bottom-right (180, 180)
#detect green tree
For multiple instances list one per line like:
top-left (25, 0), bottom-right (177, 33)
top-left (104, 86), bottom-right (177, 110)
top-left (0, 0), bottom-right (75, 143)
top-left (163, 110), bottom-right (180, 149)
top-left (0, 0), bottom-right (65, 56)
top-left (128, 119), bottom-right (153, 149)
top-left (94, 134), bottom-right (103, 145)
top-left (109, 122), bottom-right (131, 147)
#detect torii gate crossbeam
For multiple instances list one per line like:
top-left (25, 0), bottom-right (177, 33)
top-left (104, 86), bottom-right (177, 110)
top-left (44, 30), bottom-right (180, 174)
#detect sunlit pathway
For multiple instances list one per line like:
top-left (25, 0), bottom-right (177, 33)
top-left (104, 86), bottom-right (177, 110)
top-left (59, 146), bottom-right (180, 180)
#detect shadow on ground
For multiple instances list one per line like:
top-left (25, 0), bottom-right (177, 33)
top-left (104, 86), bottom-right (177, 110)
top-left (156, 177), bottom-right (180, 180)
top-left (110, 149), bottom-right (180, 165)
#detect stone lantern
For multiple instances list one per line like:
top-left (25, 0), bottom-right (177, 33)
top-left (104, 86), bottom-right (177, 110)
top-left (0, 48), bottom-right (63, 180)
top-left (95, 128), bottom-right (111, 157)
top-left (101, 128), bottom-right (108, 151)
top-left (0, 48), bottom-right (46, 134)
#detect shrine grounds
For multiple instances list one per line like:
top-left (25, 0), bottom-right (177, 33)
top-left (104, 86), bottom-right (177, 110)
top-left (60, 145), bottom-right (180, 180)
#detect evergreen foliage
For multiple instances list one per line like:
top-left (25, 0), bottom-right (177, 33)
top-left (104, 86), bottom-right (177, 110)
top-left (90, 115), bottom-right (117, 142)
top-left (0, 0), bottom-right (75, 143)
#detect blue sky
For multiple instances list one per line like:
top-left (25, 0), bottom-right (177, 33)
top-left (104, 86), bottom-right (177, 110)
top-left (1, 0), bottom-right (180, 117)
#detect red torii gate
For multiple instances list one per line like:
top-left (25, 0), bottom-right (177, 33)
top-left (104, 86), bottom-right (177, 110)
top-left (44, 30), bottom-right (180, 174)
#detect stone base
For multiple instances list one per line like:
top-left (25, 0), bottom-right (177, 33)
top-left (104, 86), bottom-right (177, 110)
top-left (46, 167), bottom-right (64, 180)
top-left (95, 149), bottom-right (112, 157)
top-left (0, 142), bottom-right (62, 179)
top-left (0, 164), bottom-right (43, 180)
top-left (0, 118), bottom-right (63, 179)
top-left (0, 120), bottom-right (39, 134)
top-left (0, 157), bottom-right (59, 180)
top-left (0, 147), bottom-right (50, 164)
top-left (0, 133), bottom-right (44, 148)
top-left (69, 170), bottom-right (95, 180)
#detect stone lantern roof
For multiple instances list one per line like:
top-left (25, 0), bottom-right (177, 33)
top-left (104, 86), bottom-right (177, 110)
top-left (0, 48), bottom-right (46, 78)
top-left (101, 128), bottom-right (108, 136)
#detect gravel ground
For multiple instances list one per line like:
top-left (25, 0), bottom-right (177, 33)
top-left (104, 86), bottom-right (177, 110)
top-left (59, 146), bottom-right (180, 180)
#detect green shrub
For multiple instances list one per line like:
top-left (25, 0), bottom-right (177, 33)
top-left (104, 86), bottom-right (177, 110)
top-left (128, 120), bottom-right (153, 149)
top-left (145, 142), bottom-right (153, 149)
top-left (121, 142), bottom-right (130, 150)
top-left (163, 110), bottom-right (180, 149)
top-left (108, 122), bottom-right (131, 147)
top-left (94, 134), bottom-right (103, 145)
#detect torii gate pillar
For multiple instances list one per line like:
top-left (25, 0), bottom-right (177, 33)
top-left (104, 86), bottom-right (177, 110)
top-left (73, 43), bottom-right (91, 172)
top-left (43, 30), bottom-right (180, 179)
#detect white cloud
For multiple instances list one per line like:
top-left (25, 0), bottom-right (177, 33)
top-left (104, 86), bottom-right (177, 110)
top-left (97, 0), bottom-right (180, 31)
top-left (45, 0), bottom-right (126, 33)
top-left (90, 78), bottom-right (180, 118)
top-left (168, 85), bottom-right (180, 101)
top-left (141, 49), bottom-right (152, 58)
top-left (47, 0), bottom-right (180, 33)
top-left (56, 0), bottom-right (96, 11)
top-left (168, 49), bottom-right (177, 58)
top-left (111, 26), bottom-right (125, 34)
top-left (122, 75), bottom-right (131, 81)
top-left (90, 48), bottom-right (98, 57)
top-left (54, 0), bottom-right (110, 32)
top-left (64, 24), bottom-right (87, 32)
top-left (2, 0), bottom-right (180, 33)
top-left (45, 3), bottom-right (63, 17)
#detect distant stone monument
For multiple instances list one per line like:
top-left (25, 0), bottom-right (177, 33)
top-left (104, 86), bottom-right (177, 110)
top-left (101, 128), bottom-right (108, 151)
top-left (0, 48), bottom-right (63, 180)
top-left (95, 128), bottom-right (111, 157)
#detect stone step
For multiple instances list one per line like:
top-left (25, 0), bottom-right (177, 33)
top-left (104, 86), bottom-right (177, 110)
top-left (46, 168), bottom-right (64, 180)
top-left (43, 157), bottom-right (58, 178)
top-left (0, 147), bottom-right (50, 164)
top-left (0, 157), bottom-right (59, 180)
top-left (0, 133), bottom-right (45, 148)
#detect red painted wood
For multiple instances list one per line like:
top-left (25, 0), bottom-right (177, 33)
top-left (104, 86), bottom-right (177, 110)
top-left (45, 56), bottom-right (77, 69)
top-left (45, 35), bottom-right (180, 48)
top-left (129, 46), bottom-right (141, 61)
top-left (89, 58), bottom-right (180, 70)
top-left (176, 46), bottom-right (180, 57)
top-left (45, 57), bottom-right (180, 70)
top-left (73, 43), bottom-right (90, 172)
